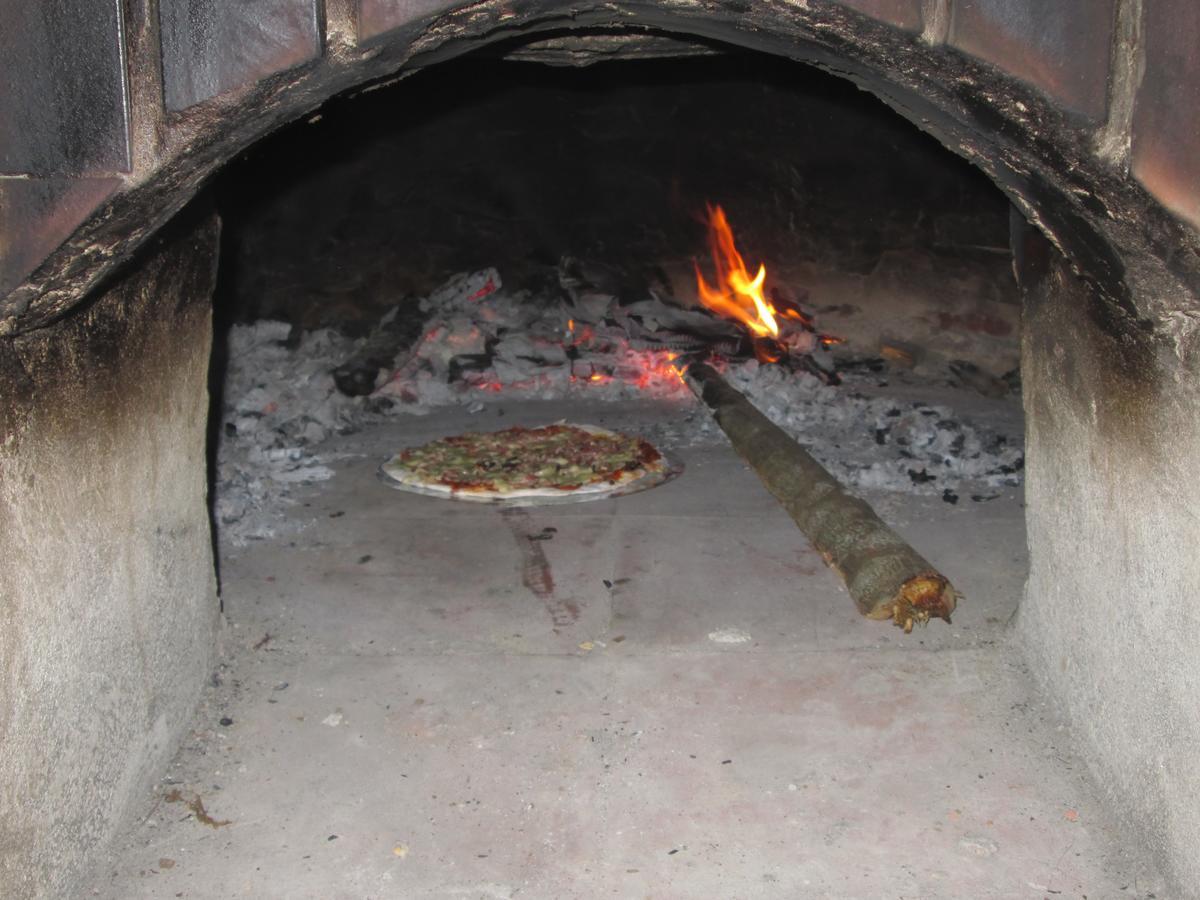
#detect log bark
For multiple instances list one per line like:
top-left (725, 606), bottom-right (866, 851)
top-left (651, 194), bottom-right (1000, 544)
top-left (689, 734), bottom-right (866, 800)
top-left (686, 362), bottom-right (956, 632)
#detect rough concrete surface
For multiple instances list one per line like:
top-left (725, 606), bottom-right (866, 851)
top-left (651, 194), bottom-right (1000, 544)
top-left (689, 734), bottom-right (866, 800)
top-left (1019, 257), bottom-right (1200, 897)
top-left (90, 400), bottom-right (1163, 898)
top-left (0, 211), bottom-right (221, 900)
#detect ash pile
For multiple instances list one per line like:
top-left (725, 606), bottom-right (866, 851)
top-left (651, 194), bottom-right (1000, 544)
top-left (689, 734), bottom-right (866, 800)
top-left (213, 264), bottom-right (1023, 545)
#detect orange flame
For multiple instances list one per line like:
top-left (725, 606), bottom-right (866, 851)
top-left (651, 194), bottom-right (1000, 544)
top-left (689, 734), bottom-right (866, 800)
top-left (695, 205), bottom-right (779, 338)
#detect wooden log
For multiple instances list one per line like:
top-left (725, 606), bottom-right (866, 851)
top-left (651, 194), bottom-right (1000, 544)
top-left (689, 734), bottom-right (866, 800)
top-left (685, 362), bottom-right (957, 632)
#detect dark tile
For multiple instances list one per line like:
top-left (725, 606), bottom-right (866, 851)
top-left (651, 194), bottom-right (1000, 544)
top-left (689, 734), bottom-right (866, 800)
top-left (838, 0), bottom-right (922, 31)
top-left (0, 2), bottom-right (130, 176)
top-left (1132, 0), bottom-right (1200, 229)
top-left (361, 1), bottom-right (924, 42)
top-left (0, 177), bottom-right (123, 298)
top-left (159, 0), bottom-right (323, 111)
top-left (949, 0), bottom-right (1115, 119)
top-left (359, 0), bottom-right (458, 42)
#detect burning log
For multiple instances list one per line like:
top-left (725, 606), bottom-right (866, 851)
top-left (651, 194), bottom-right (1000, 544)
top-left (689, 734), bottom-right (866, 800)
top-left (684, 361), bottom-right (957, 632)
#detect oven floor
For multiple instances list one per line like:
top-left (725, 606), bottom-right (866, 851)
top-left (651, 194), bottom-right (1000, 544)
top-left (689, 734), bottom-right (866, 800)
top-left (90, 400), bottom-right (1161, 898)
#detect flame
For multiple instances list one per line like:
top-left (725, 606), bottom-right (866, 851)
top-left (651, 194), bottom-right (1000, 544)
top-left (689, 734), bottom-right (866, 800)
top-left (695, 205), bottom-right (779, 338)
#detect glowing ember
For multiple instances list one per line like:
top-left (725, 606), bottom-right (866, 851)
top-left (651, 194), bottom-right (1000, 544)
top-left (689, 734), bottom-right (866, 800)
top-left (667, 352), bottom-right (688, 384)
top-left (752, 336), bottom-right (784, 364)
top-left (694, 204), bottom-right (780, 339)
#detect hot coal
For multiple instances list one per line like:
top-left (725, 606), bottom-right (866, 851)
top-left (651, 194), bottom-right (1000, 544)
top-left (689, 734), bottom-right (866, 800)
top-left (331, 299), bottom-right (426, 396)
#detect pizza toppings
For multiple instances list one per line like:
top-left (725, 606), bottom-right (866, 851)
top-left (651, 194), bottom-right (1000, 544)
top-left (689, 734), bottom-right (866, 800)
top-left (389, 424), bottom-right (664, 495)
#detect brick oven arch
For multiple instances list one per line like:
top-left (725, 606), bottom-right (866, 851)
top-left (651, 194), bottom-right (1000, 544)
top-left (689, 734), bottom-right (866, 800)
top-left (3, 1), bottom-right (1197, 338)
top-left (4, 3), bottom-right (1200, 897)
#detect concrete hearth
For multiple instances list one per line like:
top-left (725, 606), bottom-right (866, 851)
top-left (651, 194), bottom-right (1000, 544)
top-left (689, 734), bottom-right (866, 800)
top-left (90, 399), bottom-right (1163, 899)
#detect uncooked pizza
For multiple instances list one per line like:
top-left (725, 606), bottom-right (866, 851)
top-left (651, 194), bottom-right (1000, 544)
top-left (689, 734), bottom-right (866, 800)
top-left (381, 423), bottom-right (670, 502)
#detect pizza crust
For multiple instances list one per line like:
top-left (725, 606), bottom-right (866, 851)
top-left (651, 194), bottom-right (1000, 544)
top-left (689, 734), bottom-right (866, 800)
top-left (379, 423), bottom-right (676, 504)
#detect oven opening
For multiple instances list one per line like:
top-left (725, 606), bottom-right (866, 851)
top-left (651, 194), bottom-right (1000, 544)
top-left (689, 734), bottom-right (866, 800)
top-left (7, 8), bottom-right (1193, 896)
top-left (209, 52), bottom-right (1023, 557)
top-left (136, 49), bottom-right (1106, 898)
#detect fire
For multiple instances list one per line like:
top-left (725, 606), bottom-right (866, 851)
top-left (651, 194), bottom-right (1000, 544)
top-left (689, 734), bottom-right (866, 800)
top-left (694, 204), bottom-right (780, 338)
top-left (667, 351), bottom-right (687, 384)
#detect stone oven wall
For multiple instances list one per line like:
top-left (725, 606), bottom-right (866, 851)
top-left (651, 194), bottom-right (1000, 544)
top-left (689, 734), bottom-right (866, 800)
top-left (1015, 215), bottom-right (1200, 897)
top-left (2, 1), bottom-right (1199, 897)
top-left (0, 208), bottom-right (220, 898)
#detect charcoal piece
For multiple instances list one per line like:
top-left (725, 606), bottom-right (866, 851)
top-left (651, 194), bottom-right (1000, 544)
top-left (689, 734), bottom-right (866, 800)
top-left (558, 255), bottom-right (660, 306)
top-left (362, 395), bottom-right (395, 414)
top-left (448, 354), bottom-right (494, 382)
top-left (908, 468), bottom-right (937, 484)
top-left (752, 336), bottom-right (786, 364)
top-left (331, 361), bottom-right (382, 397)
top-left (568, 292), bottom-right (615, 324)
top-left (332, 299), bottom-right (426, 396)
top-left (837, 356), bottom-right (887, 373)
top-left (628, 334), bottom-right (711, 352)
top-left (787, 352), bottom-right (841, 385)
top-left (284, 322), bottom-right (304, 350)
top-left (948, 359), bottom-right (1009, 398)
top-left (611, 297), bottom-right (743, 347)
top-left (989, 455), bottom-right (1026, 475)
top-left (942, 489), bottom-right (959, 504)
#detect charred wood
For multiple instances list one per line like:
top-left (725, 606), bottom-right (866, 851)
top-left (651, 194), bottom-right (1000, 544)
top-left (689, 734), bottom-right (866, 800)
top-left (332, 300), bottom-right (426, 396)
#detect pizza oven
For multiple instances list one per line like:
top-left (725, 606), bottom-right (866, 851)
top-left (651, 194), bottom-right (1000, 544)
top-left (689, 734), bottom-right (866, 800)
top-left (3, 5), bottom-right (1200, 899)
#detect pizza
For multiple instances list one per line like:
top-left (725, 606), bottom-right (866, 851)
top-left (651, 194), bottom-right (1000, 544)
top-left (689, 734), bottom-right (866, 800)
top-left (381, 423), bottom-right (669, 501)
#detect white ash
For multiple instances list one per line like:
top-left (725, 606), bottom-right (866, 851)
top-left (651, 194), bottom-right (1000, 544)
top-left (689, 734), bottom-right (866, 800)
top-left (214, 321), bottom-right (363, 545)
top-left (720, 360), bottom-right (1023, 495)
top-left (213, 269), bottom-right (1022, 543)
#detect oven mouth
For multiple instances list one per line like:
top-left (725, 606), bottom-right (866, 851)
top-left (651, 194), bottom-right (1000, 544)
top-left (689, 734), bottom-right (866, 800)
top-left (205, 50), bottom-right (1025, 624)
top-left (6, 5), bottom-right (1200, 896)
